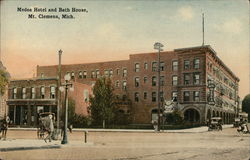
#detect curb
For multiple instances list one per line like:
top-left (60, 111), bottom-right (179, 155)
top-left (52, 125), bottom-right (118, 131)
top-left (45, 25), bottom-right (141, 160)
top-left (0, 144), bottom-right (61, 152)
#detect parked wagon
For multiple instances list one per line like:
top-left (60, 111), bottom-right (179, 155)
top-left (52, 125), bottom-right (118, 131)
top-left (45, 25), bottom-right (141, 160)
top-left (208, 117), bottom-right (223, 131)
top-left (37, 112), bottom-right (55, 139)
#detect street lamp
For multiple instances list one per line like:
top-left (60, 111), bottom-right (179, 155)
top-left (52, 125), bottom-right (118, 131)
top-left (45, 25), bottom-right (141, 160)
top-left (60, 74), bottom-right (73, 144)
top-left (154, 42), bottom-right (164, 132)
top-left (57, 49), bottom-right (62, 138)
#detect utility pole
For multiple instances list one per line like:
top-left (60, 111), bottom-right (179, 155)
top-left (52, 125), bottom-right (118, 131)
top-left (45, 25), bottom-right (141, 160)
top-left (202, 13), bottom-right (205, 46)
top-left (57, 49), bottom-right (62, 136)
top-left (154, 42), bottom-right (164, 132)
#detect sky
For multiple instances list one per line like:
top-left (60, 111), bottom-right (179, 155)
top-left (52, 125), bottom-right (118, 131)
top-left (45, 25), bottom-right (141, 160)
top-left (0, 0), bottom-right (249, 98)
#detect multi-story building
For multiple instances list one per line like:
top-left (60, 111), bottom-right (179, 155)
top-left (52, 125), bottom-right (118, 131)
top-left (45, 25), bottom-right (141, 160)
top-left (7, 45), bottom-right (240, 125)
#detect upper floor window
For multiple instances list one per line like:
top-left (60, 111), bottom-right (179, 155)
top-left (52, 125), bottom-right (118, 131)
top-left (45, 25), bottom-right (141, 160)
top-left (122, 81), bottom-right (127, 90)
top-left (144, 77), bottom-right (148, 83)
top-left (116, 69), bottom-right (120, 75)
top-left (184, 74), bottom-right (190, 85)
top-left (31, 87), bottom-right (36, 99)
top-left (194, 58), bottom-right (200, 69)
top-left (183, 91), bottom-right (190, 101)
top-left (152, 76), bottom-right (157, 86)
top-left (144, 63), bottom-right (148, 70)
top-left (104, 70), bottom-right (109, 77)
top-left (152, 92), bottom-right (156, 102)
top-left (71, 72), bottom-right (75, 80)
top-left (134, 92), bottom-right (139, 102)
top-left (160, 62), bottom-right (165, 71)
top-left (96, 70), bottom-right (100, 78)
top-left (172, 91), bottom-right (178, 101)
top-left (50, 86), bottom-right (56, 99)
top-left (193, 73), bottom-right (200, 85)
top-left (135, 77), bottom-right (140, 87)
top-left (144, 92), bottom-right (147, 99)
top-left (160, 76), bottom-right (164, 86)
top-left (78, 71), bottom-right (83, 79)
top-left (172, 75), bottom-right (178, 86)
top-left (123, 69), bottom-right (127, 77)
top-left (40, 86), bottom-right (45, 99)
top-left (109, 70), bottom-right (113, 77)
top-left (135, 63), bottom-right (140, 72)
top-left (152, 62), bottom-right (157, 72)
top-left (160, 91), bottom-right (164, 102)
top-left (193, 91), bottom-right (200, 101)
top-left (184, 60), bottom-right (190, 70)
top-left (83, 71), bottom-right (87, 78)
top-left (115, 80), bottom-right (120, 88)
top-left (91, 71), bottom-right (95, 78)
top-left (13, 88), bottom-right (17, 99)
top-left (41, 73), bottom-right (44, 78)
top-left (172, 61), bottom-right (178, 71)
top-left (22, 88), bottom-right (26, 99)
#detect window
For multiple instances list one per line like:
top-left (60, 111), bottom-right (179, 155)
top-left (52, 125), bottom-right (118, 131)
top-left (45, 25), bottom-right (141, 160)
top-left (84, 89), bottom-right (89, 102)
top-left (135, 77), bottom-right (140, 87)
top-left (22, 88), bottom-right (26, 99)
top-left (116, 69), bottom-right (120, 75)
top-left (194, 58), bottom-right (200, 69)
top-left (135, 63), bottom-right (140, 72)
top-left (172, 76), bottom-right (178, 86)
top-left (123, 69), bottom-right (127, 77)
top-left (109, 70), bottom-right (113, 77)
top-left (184, 60), bottom-right (190, 70)
top-left (104, 70), bottom-right (109, 77)
top-left (193, 91), bottom-right (200, 101)
top-left (31, 87), bottom-right (36, 99)
top-left (71, 72), bottom-right (75, 80)
top-left (172, 91), bottom-right (178, 101)
top-left (50, 86), bottom-right (56, 99)
top-left (152, 92), bottom-right (156, 102)
top-left (122, 81), bottom-right (127, 90)
top-left (184, 74), bottom-right (190, 85)
top-left (83, 71), bottom-right (87, 78)
top-left (78, 71), bottom-right (83, 79)
top-left (96, 70), bottom-right (100, 78)
top-left (144, 77), bottom-right (148, 83)
top-left (193, 73), bottom-right (200, 85)
top-left (144, 92), bottom-right (147, 99)
top-left (172, 61), bottom-right (178, 71)
top-left (152, 76), bottom-right (157, 86)
top-left (160, 76), bottom-right (164, 86)
top-left (41, 73), bottom-right (44, 78)
top-left (152, 62), bottom-right (157, 72)
top-left (91, 71), bottom-right (95, 78)
top-left (160, 91), bottom-right (164, 102)
top-left (183, 91), bottom-right (190, 101)
top-left (134, 92), bottom-right (139, 102)
top-left (40, 86), bottom-right (45, 99)
top-left (144, 63), bottom-right (148, 70)
top-left (115, 80), bottom-right (120, 88)
top-left (160, 62), bottom-right (165, 71)
top-left (13, 88), bottom-right (17, 99)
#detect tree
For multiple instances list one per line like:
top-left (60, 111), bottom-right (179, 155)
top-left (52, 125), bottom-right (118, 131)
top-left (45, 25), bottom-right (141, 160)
top-left (242, 94), bottom-right (250, 121)
top-left (165, 110), bottom-right (184, 125)
top-left (88, 77), bottom-right (116, 128)
top-left (0, 69), bottom-right (9, 95)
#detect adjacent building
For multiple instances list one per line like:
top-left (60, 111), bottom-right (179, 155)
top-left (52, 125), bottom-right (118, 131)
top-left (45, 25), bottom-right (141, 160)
top-left (7, 45), bottom-right (240, 126)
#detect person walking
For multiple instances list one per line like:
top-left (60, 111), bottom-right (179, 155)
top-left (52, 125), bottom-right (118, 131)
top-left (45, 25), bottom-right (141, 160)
top-left (44, 114), bottom-right (54, 143)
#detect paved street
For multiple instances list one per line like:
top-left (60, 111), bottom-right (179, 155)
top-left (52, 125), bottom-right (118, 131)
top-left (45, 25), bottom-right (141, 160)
top-left (0, 127), bottom-right (249, 160)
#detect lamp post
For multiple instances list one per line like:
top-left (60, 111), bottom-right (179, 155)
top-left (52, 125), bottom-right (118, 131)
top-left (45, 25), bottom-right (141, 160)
top-left (154, 42), bottom-right (164, 132)
top-left (57, 49), bottom-right (62, 137)
top-left (60, 74), bottom-right (72, 144)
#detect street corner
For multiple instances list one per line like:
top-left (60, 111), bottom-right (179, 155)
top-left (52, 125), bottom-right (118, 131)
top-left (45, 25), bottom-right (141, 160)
top-left (0, 139), bottom-right (61, 152)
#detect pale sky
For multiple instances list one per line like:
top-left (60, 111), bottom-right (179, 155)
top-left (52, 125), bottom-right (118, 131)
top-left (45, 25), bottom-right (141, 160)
top-left (0, 0), bottom-right (249, 98)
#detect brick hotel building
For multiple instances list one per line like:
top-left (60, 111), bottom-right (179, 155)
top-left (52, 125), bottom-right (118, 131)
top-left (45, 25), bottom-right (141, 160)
top-left (7, 45), bottom-right (240, 126)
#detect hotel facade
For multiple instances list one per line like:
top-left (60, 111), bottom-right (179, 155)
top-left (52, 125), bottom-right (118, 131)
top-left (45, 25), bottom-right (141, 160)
top-left (7, 45), bottom-right (240, 126)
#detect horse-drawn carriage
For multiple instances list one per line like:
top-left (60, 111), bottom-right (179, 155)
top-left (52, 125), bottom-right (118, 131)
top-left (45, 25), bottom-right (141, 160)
top-left (37, 112), bottom-right (55, 139)
top-left (208, 117), bottom-right (223, 131)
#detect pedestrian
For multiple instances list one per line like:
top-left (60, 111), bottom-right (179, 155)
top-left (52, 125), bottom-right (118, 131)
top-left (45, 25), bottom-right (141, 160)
top-left (69, 124), bottom-right (73, 133)
top-left (44, 114), bottom-right (54, 143)
top-left (0, 115), bottom-right (9, 140)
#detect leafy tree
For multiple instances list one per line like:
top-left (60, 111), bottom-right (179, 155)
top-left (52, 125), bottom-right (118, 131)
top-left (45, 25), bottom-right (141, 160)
top-left (242, 94), bottom-right (250, 121)
top-left (88, 77), bottom-right (116, 128)
top-left (165, 110), bottom-right (184, 125)
top-left (0, 69), bottom-right (9, 95)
